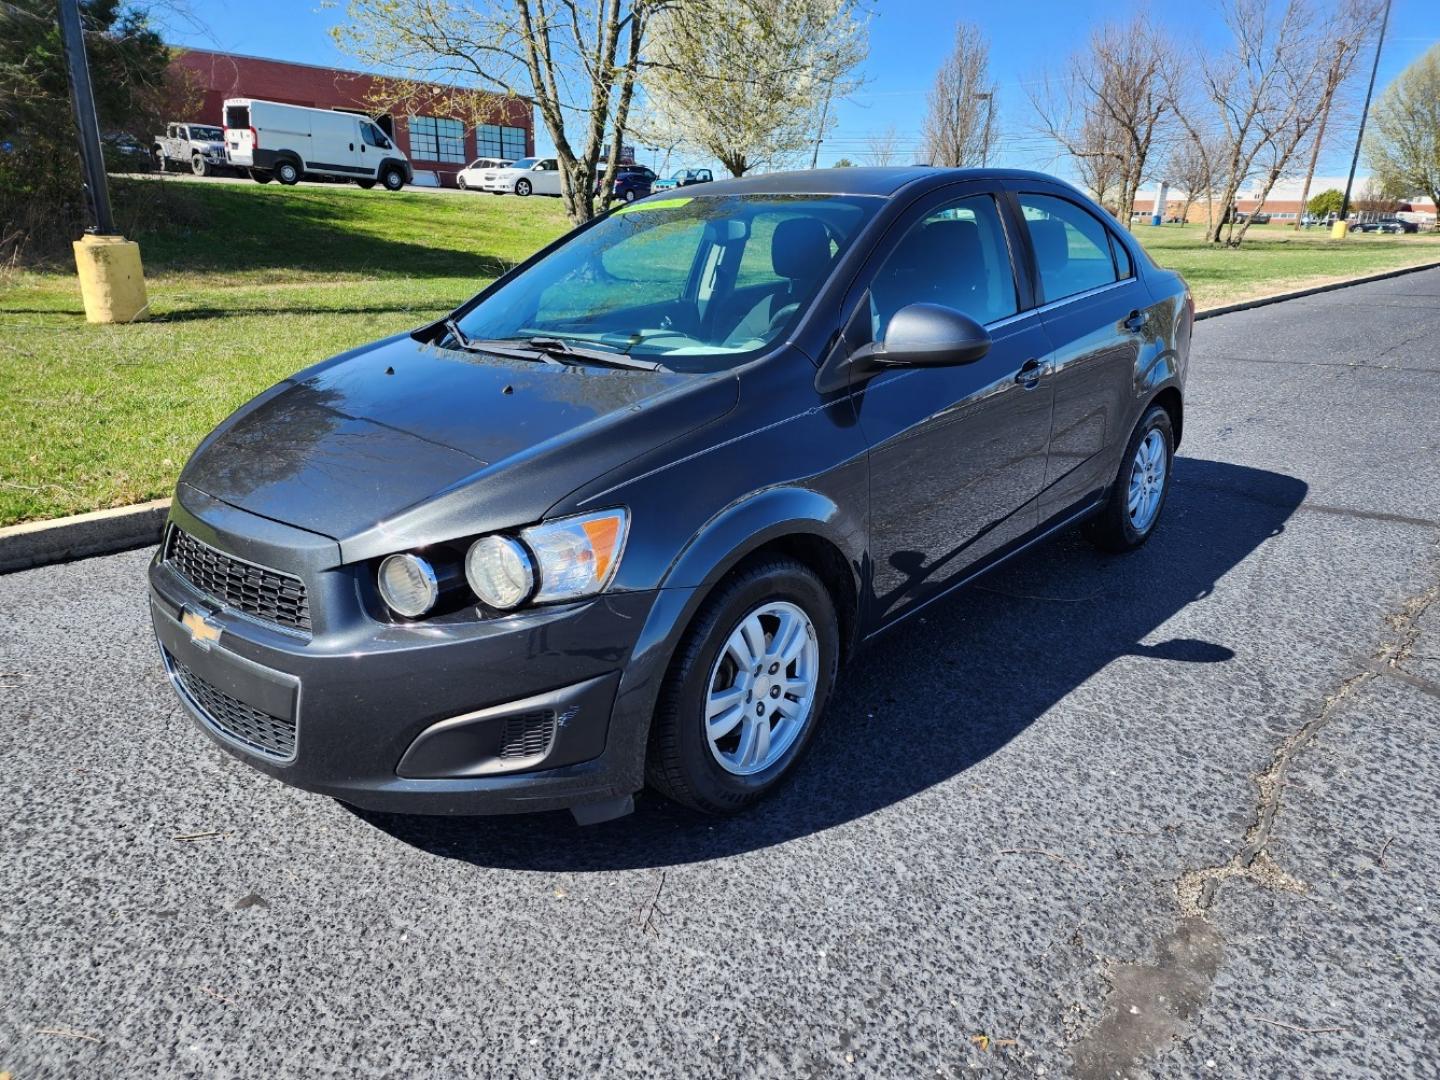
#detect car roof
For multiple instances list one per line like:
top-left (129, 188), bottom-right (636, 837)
top-left (685, 166), bottom-right (1072, 199)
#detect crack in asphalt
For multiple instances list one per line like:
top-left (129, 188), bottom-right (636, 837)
top-left (1175, 574), bottom-right (1440, 917)
top-left (1071, 559), bottom-right (1440, 1080)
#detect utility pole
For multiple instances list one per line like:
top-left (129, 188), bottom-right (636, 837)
top-left (58, 0), bottom-right (116, 235)
top-left (1295, 39), bottom-right (1351, 229)
top-left (57, 0), bottom-right (149, 322)
top-left (811, 78), bottom-right (834, 169)
top-left (1336, 0), bottom-right (1392, 237)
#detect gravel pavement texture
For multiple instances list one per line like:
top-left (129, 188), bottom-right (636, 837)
top-left (2, 270), bottom-right (1438, 1078)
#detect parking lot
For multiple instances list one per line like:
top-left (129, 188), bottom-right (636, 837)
top-left (2, 269), bottom-right (1438, 1078)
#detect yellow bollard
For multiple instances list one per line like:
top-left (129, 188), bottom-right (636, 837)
top-left (1330, 219), bottom-right (1349, 240)
top-left (72, 233), bottom-right (149, 323)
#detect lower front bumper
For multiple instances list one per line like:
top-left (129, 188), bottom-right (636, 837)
top-left (150, 550), bottom-right (693, 817)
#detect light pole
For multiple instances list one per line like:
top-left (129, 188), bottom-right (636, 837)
top-left (1335, 0), bottom-right (1392, 238)
top-left (58, 0), bottom-right (149, 322)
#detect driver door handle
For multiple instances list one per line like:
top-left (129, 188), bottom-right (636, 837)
top-left (1123, 309), bottom-right (1149, 333)
top-left (1014, 358), bottom-right (1047, 388)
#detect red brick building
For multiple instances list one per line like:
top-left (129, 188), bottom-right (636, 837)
top-left (169, 48), bottom-right (533, 187)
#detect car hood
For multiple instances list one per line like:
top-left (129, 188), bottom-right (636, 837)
top-left (179, 334), bottom-right (737, 561)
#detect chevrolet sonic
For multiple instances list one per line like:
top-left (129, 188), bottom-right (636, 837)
top-left (149, 167), bottom-right (1190, 824)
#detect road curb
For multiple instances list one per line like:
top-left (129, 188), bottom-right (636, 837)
top-left (0, 498), bottom-right (170, 575)
top-left (3, 260), bottom-right (1438, 575)
top-left (1195, 258), bottom-right (1440, 320)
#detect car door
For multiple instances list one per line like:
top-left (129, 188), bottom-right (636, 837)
top-left (1009, 185), bottom-right (1157, 523)
top-left (536, 159), bottom-right (563, 195)
top-left (855, 183), bottom-right (1056, 627)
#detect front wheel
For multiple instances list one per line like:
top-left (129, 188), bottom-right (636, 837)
top-left (380, 165), bottom-right (405, 191)
top-left (191, 154), bottom-right (209, 177)
top-left (647, 557), bottom-right (839, 814)
top-left (514, 178), bottom-right (532, 197)
top-left (1084, 404), bottom-right (1174, 552)
top-left (153, 150), bottom-right (167, 173)
top-left (457, 176), bottom-right (467, 190)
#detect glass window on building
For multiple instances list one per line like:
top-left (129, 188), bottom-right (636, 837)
top-left (409, 116), bottom-right (466, 163)
top-left (477, 124), bottom-right (528, 162)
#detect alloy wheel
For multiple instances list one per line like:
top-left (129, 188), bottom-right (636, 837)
top-left (1128, 428), bottom-right (1167, 533)
top-left (704, 600), bottom-right (819, 776)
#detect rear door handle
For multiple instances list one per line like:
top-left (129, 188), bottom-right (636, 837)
top-left (1123, 310), bottom-right (1148, 333)
top-left (1014, 358), bottom-right (1046, 387)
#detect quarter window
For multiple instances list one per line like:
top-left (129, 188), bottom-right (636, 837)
top-left (1019, 194), bottom-right (1123, 303)
top-left (408, 116), bottom-right (466, 163)
top-left (868, 194), bottom-right (1018, 338)
top-left (477, 123), bottom-right (527, 161)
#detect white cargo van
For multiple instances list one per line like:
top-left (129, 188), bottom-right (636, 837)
top-left (222, 98), bottom-right (413, 191)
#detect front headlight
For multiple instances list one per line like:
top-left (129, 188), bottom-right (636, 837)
top-left (465, 534), bottom-right (535, 610)
top-left (520, 509), bottom-right (629, 604)
top-left (377, 552), bottom-right (439, 617)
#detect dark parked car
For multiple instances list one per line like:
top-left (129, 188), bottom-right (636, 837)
top-left (600, 164), bottom-right (657, 202)
top-left (150, 167), bottom-right (1190, 824)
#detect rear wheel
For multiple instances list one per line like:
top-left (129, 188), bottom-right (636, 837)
top-left (514, 178), bottom-right (532, 197)
top-left (646, 557), bottom-right (838, 814)
top-left (380, 165), bottom-right (405, 191)
top-left (153, 149), bottom-right (167, 173)
top-left (1084, 404), bottom-right (1174, 552)
top-left (249, 169), bottom-right (272, 184)
top-left (356, 178), bottom-right (376, 189)
top-left (623, 188), bottom-right (637, 203)
top-left (275, 160), bottom-right (301, 186)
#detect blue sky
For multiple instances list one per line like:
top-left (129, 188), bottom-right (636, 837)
top-left (161, 0), bottom-right (1436, 180)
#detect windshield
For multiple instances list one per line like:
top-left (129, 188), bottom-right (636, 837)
top-left (452, 193), bottom-right (878, 373)
top-left (509, 157), bottom-right (537, 170)
top-left (192, 126), bottom-right (223, 141)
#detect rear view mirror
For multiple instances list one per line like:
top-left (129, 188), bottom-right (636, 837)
top-left (816, 302), bottom-right (993, 392)
top-left (872, 303), bottom-right (992, 368)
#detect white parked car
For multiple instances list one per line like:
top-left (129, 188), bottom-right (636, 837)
top-left (456, 158), bottom-right (512, 190)
top-left (222, 98), bottom-right (412, 190)
top-left (483, 157), bottom-right (562, 196)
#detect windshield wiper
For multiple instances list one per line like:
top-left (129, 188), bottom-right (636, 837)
top-left (440, 320), bottom-right (563, 365)
top-left (523, 336), bottom-right (670, 372)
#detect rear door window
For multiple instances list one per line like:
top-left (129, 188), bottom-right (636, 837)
top-left (1019, 194), bottom-right (1122, 304)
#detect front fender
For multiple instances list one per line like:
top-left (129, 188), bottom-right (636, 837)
top-left (662, 485), bottom-right (864, 592)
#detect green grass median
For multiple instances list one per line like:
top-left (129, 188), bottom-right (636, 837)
top-left (2, 180), bottom-right (1437, 527)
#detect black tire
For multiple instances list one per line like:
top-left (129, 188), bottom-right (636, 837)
top-left (380, 166), bottom-right (405, 191)
top-left (153, 149), bottom-right (167, 173)
top-left (191, 154), bottom-right (209, 177)
top-left (646, 557), bottom-right (839, 814)
top-left (1084, 403), bottom-right (1174, 553)
top-left (623, 188), bottom-right (637, 203)
top-left (457, 176), bottom-right (468, 190)
top-left (275, 159), bottom-right (301, 186)
top-left (249, 169), bottom-right (272, 184)
top-left (356, 178), bottom-right (376, 190)
top-left (514, 178), bottom-right (532, 197)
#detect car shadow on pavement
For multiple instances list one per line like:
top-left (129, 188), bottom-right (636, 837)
top-left (354, 458), bottom-right (1306, 871)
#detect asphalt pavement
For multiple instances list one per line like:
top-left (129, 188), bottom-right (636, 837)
top-left (3, 270), bottom-right (1438, 1079)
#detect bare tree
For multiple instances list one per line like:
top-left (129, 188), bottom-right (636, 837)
top-left (1031, 14), bottom-right (1172, 227)
top-left (1163, 131), bottom-right (1222, 225)
top-left (1365, 42), bottom-right (1440, 227)
top-left (922, 22), bottom-right (995, 168)
top-left (642, 0), bottom-right (868, 177)
top-left (866, 123), bottom-right (901, 166)
top-left (1197, 0), bottom-right (1376, 246)
top-left (333, 0), bottom-right (658, 224)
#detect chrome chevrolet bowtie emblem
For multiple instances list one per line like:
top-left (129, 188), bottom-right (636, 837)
top-left (181, 608), bottom-right (223, 650)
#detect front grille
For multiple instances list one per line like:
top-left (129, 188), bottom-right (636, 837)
top-left (167, 527), bottom-right (311, 634)
top-left (169, 655), bottom-right (297, 760)
top-left (499, 710), bottom-right (556, 761)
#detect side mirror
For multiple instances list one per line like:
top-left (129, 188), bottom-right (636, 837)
top-left (816, 303), bottom-right (991, 393)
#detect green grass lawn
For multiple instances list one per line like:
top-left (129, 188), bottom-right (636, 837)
top-left (2, 180), bottom-right (1437, 527)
